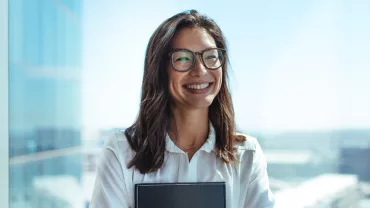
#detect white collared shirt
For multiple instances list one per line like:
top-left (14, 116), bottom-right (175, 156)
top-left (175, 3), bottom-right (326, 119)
top-left (90, 125), bottom-right (275, 208)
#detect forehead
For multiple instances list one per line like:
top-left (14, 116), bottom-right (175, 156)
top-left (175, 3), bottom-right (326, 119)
top-left (170, 27), bottom-right (217, 51)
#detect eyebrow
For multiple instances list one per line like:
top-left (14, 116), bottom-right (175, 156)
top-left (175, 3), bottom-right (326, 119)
top-left (170, 47), bottom-right (218, 53)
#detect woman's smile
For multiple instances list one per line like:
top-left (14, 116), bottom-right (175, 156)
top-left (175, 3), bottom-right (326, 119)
top-left (183, 82), bottom-right (214, 94)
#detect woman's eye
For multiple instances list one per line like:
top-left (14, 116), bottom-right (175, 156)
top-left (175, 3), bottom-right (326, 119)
top-left (205, 55), bottom-right (217, 60)
top-left (176, 57), bottom-right (190, 62)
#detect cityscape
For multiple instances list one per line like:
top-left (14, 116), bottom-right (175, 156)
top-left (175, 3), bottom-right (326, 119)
top-left (8, 0), bottom-right (370, 207)
top-left (9, 126), bottom-right (370, 207)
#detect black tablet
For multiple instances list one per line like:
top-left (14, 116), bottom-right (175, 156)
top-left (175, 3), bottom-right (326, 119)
top-left (135, 182), bottom-right (226, 208)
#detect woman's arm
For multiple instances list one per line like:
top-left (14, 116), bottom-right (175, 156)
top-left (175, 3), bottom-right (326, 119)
top-left (240, 138), bottom-right (275, 208)
top-left (90, 136), bottom-right (130, 208)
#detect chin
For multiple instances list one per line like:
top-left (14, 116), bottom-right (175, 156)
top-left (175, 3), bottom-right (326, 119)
top-left (187, 97), bottom-right (215, 109)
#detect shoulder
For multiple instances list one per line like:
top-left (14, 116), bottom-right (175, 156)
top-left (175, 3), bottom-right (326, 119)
top-left (234, 132), bottom-right (259, 151)
top-left (101, 130), bottom-right (134, 163)
top-left (233, 133), bottom-right (266, 164)
top-left (103, 130), bottom-right (130, 149)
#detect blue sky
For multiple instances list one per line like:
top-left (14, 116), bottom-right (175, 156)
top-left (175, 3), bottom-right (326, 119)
top-left (82, 0), bottom-right (370, 132)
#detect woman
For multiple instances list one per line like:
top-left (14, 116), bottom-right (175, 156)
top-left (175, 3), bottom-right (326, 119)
top-left (90, 10), bottom-right (275, 208)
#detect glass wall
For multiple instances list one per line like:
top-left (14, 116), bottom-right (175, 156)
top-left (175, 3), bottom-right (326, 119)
top-left (9, 0), bottom-right (83, 207)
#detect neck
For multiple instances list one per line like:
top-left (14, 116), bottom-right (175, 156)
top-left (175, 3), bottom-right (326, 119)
top-left (169, 106), bottom-right (209, 151)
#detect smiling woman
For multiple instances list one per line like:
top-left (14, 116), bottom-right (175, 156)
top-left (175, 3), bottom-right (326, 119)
top-left (90, 10), bottom-right (275, 208)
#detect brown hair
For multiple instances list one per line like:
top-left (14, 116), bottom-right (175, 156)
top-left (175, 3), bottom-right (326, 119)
top-left (125, 10), bottom-right (245, 174)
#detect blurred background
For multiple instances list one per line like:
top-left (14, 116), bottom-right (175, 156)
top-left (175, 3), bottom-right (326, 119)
top-left (8, 0), bottom-right (370, 207)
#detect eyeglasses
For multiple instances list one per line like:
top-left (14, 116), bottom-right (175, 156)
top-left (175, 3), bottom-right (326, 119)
top-left (168, 48), bottom-right (226, 72)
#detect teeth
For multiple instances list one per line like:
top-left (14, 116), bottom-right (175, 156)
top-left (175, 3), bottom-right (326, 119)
top-left (186, 83), bottom-right (210, 90)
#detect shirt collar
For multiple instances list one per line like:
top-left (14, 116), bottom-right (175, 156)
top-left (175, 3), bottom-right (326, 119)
top-left (165, 121), bottom-right (216, 154)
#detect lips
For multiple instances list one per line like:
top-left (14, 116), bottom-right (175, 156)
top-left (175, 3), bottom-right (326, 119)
top-left (182, 82), bottom-right (213, 94)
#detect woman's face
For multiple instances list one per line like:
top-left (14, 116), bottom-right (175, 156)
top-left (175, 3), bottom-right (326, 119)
top-left (167, 27), bottom-right (223, 110)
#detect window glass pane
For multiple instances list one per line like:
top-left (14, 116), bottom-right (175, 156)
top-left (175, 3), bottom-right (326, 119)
top-left (9, 0), bottom-right (83, 207)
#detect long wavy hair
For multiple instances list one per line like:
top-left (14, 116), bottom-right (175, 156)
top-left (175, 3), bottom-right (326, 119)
top-left (125, 10), bottom-right (245, 174)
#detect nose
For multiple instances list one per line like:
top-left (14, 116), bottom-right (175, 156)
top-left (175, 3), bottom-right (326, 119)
top-left (189, 54), bottom-right (207, 77)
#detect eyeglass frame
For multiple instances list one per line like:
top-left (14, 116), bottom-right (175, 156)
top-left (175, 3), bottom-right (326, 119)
top-left (167, 48), bottom-right (227, 72)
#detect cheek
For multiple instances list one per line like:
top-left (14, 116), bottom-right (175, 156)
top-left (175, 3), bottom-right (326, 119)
top-left (214, 70), bottom-right (223, 90)
top-left (168, 71), bottom-right (183, 93)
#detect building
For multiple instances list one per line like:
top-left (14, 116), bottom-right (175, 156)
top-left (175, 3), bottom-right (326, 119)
top-left (339, 146), bottom-right (370, 181)
top-left (338, 135), bottom-right (370, 181)
top-left (8, 0), bottom-right (83, 207)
